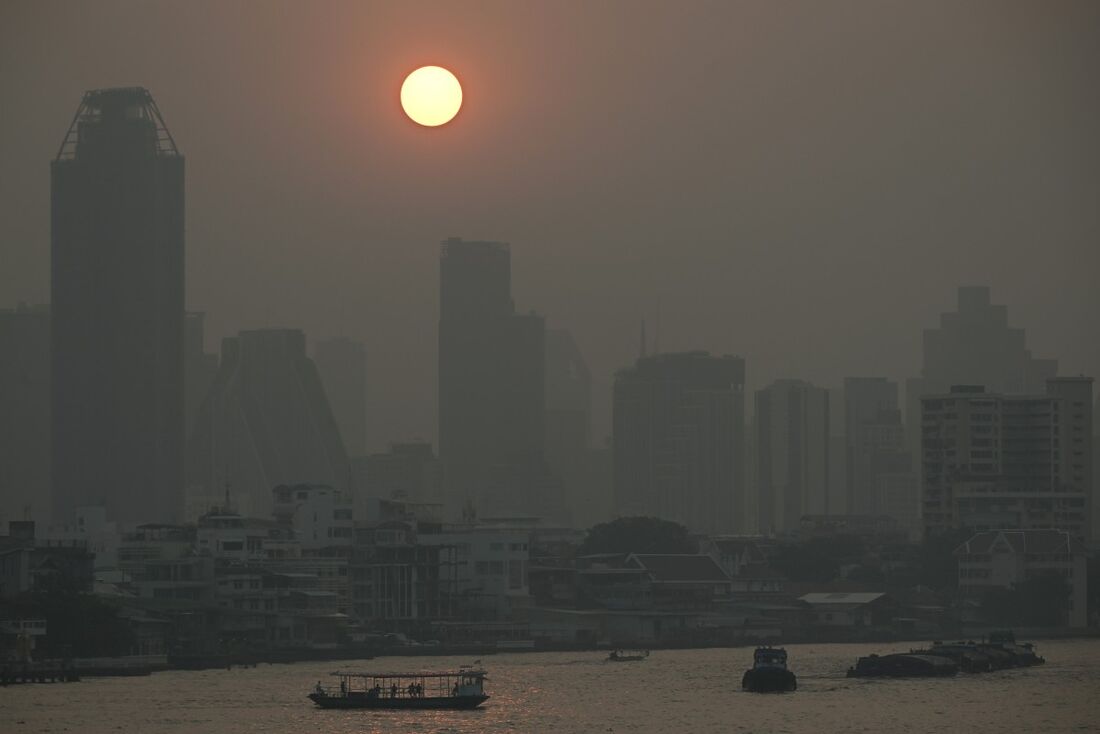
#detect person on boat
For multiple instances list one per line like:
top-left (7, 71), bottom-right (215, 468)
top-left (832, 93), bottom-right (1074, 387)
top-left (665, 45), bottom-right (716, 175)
top-left (367, 685), bottom-right (379, 699)
top-left (415, 683), bottom-right (423, 697)
top-left (340, 680), bottom-right (347, 695)
top-left (452, 682), bottom-right (460, 696)
top-left (315, 681), bottom-right (323, 695)
top-left (390, 683), bottom-right (398, 698)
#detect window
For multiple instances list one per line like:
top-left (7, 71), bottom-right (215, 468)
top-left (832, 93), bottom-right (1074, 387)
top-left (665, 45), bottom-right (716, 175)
top-left (490, 542), bottom-right (504, 552)
top-left (476, 561), bottom-right (489, 575)
top-left (489, 561), bottom-right (504, 575)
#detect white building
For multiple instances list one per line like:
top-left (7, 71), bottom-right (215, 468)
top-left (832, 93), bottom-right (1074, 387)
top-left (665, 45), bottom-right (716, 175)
top-left (921, 378), bottom-right (1093, 540)
top-left (955, 529), bottom-right (1088, 628)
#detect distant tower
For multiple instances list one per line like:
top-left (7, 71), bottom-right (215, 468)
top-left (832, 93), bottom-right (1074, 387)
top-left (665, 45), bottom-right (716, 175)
top-left (51, 88), bottom-right (185, 524)
top-left (613, 351), bottom-right (747, 534)
top-left (314, 337), bottom-right (368, 457)
top-left (437, 237), bottom-right (547, 515)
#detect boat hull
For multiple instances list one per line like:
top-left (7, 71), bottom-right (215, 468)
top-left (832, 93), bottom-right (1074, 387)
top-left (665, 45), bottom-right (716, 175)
top-left (742, 668), bottom-right (797, 693)
top-left (847, 654), bottom-right (958, 678)
top-left (308, 693), bottom-right (489, 710)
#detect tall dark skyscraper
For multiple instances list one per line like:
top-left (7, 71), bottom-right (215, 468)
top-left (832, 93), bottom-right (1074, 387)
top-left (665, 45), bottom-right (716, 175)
top-left (51, 88), bottom-right (185, 524)
top-left (437, 237), bottom-right (547, 515)
top-left (613, 351), bottom-right (746, 534)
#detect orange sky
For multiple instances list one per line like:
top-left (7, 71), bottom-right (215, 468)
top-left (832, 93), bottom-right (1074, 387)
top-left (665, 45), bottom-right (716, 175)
top-left (2, 0), bottom-right (1098, 446)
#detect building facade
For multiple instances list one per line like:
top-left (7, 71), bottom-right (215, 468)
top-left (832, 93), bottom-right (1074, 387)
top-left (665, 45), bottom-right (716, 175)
top-left (614, 352), bottom-right (746, 534)
top-left (921, 378), bottom-right (1094, 540)
top-left (314, 337), bottom-right (367, 457)
top-left (955, 529), bottom-right (1088, 628)
top-left (186, 329), bottom-right (349, 516)
top-left (437, 238), bottom-right (547, 517)
top-left (755, 380), bottom-right (830, 534)
top-left (51, 87), bottom-right (185, 524)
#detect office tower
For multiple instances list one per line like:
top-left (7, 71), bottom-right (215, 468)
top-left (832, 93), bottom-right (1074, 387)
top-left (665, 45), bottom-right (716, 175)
top-left (186, 329), bottom-right (349, 516)
top-left (755, 379), bottom-right (830, 534)
top-left (0, 304), bottom-right (51, 523)
top-left (544, 328), bottom-right (600, 527)
top-left (184, 312), bottom-right (218, 441)
top-left (921, 378), bottom-right (1093, 540)
top-left (437, 238), bottom-right (546, 514)
top-left (51, 88), bottom-right (184, 524)
top-left (844, 377), bottom-right (901, 514)
top-left (906, 286), bottom-right (1058, 464)
top-left (314, 337), bottom-right (367, 457)
top-left (613, 351), bottom-right (746, 534)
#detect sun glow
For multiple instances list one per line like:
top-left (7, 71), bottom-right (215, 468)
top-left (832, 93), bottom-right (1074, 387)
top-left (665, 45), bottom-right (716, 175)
top-left (400, 66), bottom-right (462, 127)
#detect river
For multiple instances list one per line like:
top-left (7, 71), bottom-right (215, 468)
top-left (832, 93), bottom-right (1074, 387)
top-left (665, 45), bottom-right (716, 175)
top-left (3, 638), bottom-right (1097, 733)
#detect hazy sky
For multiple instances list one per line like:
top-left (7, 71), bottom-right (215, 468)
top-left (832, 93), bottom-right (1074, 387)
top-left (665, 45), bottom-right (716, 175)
top-left (2, 0), bottom-right (1097, 449)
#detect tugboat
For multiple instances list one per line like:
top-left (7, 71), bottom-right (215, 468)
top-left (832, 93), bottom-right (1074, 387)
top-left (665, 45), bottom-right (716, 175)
top-left (986, 630), bottom-right (1045, 667)
top-left (741, 647), bottom-right (797, 692)
top-left (307, 667), bottom-right (489, 709)
top-left (607, 649), bottom-right (649, 662)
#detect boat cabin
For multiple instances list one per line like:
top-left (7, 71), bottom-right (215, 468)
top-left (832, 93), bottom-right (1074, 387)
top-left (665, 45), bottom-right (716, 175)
top-left (314, 668), bottom-right (487, 701)
top-left (753, 647), bottom-right (788, 669)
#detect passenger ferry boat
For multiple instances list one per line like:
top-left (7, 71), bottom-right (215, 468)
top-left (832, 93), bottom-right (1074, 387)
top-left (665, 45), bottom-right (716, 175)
top-left (741, 647), bottom-right (797, 692)
top-left (308, 667), bottom-right (489, 709)
top-left (607, 649), bottom-right (649, 662)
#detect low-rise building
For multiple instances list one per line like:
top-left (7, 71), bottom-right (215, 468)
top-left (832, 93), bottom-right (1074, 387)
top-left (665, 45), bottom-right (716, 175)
top-left (954, 529), bottom-right (1088, 628)
top-left (798, 592), bottom-right (893, 628)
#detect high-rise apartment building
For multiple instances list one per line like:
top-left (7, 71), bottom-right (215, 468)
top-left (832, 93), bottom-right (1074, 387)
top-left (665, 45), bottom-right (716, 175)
top-left (844, 377), bottom-right (900, 514)
top-left (906, 286), bottom-right (1058, 460)
top-left (437, 238), bottom-right (546, 514)
top-left (314, 337), bottom-right (367, 457)
top-left (613, 352), bottom-right (746, 534)
top-left (755, 379), bottom-right (830, 534)
top-left (186, 329), bottom-right (349, 516)
top-left (51, 88), bottom-right (185, 524)
top-left (921, 378), bottom-right (1093, 540)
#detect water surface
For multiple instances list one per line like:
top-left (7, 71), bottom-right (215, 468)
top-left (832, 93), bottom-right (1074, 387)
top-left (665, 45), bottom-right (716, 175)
top-left (3, 639), bottom-right (1097, 733)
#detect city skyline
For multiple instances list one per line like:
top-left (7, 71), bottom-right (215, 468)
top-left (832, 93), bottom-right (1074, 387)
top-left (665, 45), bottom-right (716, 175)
top-left (1, 5), bottom-right (1098, 730)
top-left (2, 1), bottom-right (1097, 449)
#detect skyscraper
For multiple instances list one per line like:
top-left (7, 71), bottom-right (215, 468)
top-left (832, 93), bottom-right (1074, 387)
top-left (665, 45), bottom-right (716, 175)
top-left (51, 88), bottom-right (184, 524)
top-left (613, 351), bottom-right (746, 534)
top-left (186, 329), bottom-right (349, 517)
top-left (437, 238), bottom-right (546, 515)
top-left (844, 377), bottom-right (901, 515)
top-left (905, 286), bottom-right (1058, 462)
top-left (544, 328), bottom-right (594, 526)
top-left (184, 311), bottom-right (218, 441)
top-left (314, 337), bottom-right (368, 457)
top-left (755, 379), bottom-right (830, 534)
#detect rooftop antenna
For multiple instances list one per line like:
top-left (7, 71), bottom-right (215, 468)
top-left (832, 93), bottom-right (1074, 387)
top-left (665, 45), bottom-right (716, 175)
top-left (653, 295), bottom-right (662, 355)
top-left (224, 463), bottom-right (232, 513)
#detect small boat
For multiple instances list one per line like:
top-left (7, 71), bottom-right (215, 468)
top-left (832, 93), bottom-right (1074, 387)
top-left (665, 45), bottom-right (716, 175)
top-left (307, 667), bottom-right (489, 710)
top-left (607, 649), bottom-right (649, 662)
top-left (741, 646), bottom-right (797, 693)
top-left (986, 630), bottom-right (1045, 667)
top-left (846, 653), bottom-right (958, 678)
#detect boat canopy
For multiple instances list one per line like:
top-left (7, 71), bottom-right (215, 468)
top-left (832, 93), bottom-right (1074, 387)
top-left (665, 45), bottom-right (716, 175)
top-left (329, 669), bottom-right (487, 680)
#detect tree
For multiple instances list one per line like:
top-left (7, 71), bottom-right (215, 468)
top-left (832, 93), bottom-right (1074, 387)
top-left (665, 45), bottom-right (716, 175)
top-left (579, 516), bottom-right (694, 555)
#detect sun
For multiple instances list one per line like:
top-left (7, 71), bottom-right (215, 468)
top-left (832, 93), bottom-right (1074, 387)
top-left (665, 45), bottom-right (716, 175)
top-left (400, 66), bottom-right (462, 127)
